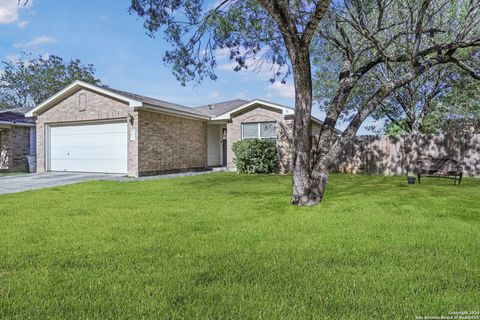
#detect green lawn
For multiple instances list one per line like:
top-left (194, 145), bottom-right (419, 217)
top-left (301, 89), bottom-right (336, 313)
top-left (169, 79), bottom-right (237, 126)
top-left (0, 173), bottom-right (479, 319)
top-left (0, 172), bottom-right (28, 177)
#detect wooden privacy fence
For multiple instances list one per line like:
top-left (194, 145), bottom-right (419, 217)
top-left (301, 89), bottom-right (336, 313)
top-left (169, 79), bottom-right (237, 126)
top-left (337, 134), bottom-right (480, 177)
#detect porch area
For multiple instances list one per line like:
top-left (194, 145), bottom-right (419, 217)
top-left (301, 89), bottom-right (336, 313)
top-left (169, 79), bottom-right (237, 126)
top-left (207, 123), bottom-right (228, 167)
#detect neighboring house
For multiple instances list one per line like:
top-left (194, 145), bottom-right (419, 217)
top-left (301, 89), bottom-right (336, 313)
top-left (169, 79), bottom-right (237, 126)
top-left (0, 107), bottom-right (36, 172)
top-left (26, 81), bottom-right (328, 177)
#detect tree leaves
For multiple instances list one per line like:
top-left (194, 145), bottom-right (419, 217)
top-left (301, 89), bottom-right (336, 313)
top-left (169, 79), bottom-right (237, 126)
top-left (129, 0), bottom-right (331, 86)
top-left (0, 53), bottom-right (99, 109)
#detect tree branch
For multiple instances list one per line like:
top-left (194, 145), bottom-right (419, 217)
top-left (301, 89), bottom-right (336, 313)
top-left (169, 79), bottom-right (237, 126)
top-left (301, 0), bottom-right (331, 44)
top-left (451, 57), bottom-right (480, 80)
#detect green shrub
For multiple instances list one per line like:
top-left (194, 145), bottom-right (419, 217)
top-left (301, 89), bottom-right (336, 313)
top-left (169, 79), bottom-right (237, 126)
top-left (232, 139), bottom-right (278, 174)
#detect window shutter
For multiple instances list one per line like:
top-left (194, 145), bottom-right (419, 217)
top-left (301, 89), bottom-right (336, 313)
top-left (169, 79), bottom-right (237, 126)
top-left (242, 123), bottom-right (258, 139)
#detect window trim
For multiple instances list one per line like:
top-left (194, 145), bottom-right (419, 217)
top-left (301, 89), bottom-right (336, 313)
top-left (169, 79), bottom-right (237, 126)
top-left (241, 121), bottom-right (277, 140)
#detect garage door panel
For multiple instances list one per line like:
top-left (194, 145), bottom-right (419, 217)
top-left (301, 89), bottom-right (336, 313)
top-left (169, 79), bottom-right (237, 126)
top-left (51, 124), bottom-right (127, 135)
top-left (50, 159), bottom-right (126, 173)
top-left (49, 122), bottom-right (128, 174)
top-left (50, 147), bottom-right (126, 160)
top-left (50, 136), bottom-right (127, 148)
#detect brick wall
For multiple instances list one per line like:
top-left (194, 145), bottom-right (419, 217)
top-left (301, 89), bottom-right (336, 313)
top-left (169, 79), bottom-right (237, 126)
top-left (0, 126), bottom-right (31, 172)
top-left (35, 88), bottom-right (137, 175)
top-left (226, 105), bottom-right (293, 173)
top-left (11, 126), bottom-right (31, 171)
top-left (138, 110), bottom-right (207, 176)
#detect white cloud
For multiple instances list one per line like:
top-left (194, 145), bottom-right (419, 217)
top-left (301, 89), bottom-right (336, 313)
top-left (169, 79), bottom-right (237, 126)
top-left (13, 35), bottom-right (57, 48)
top-left (218, 61), bottom-right (237, 71)
top-left (17, 20), bottom-right (28, 28)
top-left (40, 52), bottom-right (50, 60)
top-left (208, 91), bottom-right (220, 98)
top-left (5, 54), bottom-right (19, 63)
top-left (215, 47), bottom-right (231, 60)
top-left (0, 0), bottom-right (31, 24)
top-left (217, 49), bottom-right (289, 82)
top-left (267, 82), bottom-right (295, 99)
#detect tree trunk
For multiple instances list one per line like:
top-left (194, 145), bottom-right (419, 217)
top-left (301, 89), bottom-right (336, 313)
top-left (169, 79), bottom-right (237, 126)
top-left (290, 49), bottom-right (327, 206)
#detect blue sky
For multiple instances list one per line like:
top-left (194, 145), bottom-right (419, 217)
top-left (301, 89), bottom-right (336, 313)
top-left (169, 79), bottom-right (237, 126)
top-left (0, 0), bottom-right (375, 133)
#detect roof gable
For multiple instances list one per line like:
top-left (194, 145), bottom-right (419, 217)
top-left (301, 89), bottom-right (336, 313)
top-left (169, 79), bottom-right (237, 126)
top-left (26, 81), bottom-right (209, 120)
top-left (194, 99), bottom-right (248, 117)
top-left (211, 99), bottom-right (294, 120)
top-left (26, 81), bottom-right (142, 117)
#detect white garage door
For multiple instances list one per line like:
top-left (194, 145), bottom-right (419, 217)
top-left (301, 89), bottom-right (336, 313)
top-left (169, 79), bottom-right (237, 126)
top-left (49, 122), bottom-right (128, 174)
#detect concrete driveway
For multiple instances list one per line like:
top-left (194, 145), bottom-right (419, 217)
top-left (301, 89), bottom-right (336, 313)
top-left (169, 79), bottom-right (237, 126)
top-left (0, 172), bottom-right (123, 195)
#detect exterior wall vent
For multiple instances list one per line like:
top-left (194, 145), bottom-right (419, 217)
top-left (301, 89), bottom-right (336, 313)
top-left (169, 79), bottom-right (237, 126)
top-left (79, 93), bottom-right (87, 112)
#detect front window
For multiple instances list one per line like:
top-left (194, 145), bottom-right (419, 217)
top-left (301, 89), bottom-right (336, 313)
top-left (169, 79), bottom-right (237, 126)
top-left (242, 122), bottom-right (277, 142)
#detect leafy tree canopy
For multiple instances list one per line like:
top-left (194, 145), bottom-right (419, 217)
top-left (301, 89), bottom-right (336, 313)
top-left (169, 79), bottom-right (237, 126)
top-left (432, 72), bottom-right (480, 134)
top-left (0, 53), bottom-right (99, 110)
top-left (313, 0), bottom-right (480, 138)
top-left (130, 0), bottom-right (330, 85)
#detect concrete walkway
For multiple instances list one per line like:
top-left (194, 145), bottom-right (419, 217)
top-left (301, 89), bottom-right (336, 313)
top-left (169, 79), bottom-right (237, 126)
top-left (113, 168), bottom-right (226, 182)
top-left (0, 168), bottom-right (228, 195)
top-left (0, 172), bottom-right (123, 195)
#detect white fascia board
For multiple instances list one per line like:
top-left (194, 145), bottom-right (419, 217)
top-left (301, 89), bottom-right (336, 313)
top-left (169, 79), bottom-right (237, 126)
top-left (212, 99), bottom-right (294, 120)
top-left (26, 80), bottom-right (142, 117)
top-left (207, 119), bottom-right (229, 124)
top-left (0, 121), bottom-right (35, 127)
top-left (137, 104), bottom-right (210, 121)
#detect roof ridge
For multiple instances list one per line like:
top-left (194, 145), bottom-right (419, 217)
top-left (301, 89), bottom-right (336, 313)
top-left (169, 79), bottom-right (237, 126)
top-left (194, 98), bottom-right (249, 109)
top-left (94, 84), bottom-right (190, 108)
top-left (90, 83), bottom-right (208, 117)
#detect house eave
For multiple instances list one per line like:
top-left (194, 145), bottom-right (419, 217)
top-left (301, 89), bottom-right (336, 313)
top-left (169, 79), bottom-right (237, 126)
top-left (211, 99), bottom-right (294, 121)
top-left (25, 80), bottom-right (143, 117)
top-left (0, 121), bottom-right (35, 127)
top-left (136, 104), bottom-right (210, 121)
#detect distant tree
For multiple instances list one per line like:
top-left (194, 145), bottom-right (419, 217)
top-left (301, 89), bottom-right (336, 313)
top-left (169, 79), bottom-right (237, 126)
top-left (130, 0), bottom-right (480, 206)
top-left (311, 0), bottom-right (479, 177)
top-left (433, 74), bottom-right (480, 134)
top-left (366, 48), bottom-right (480, 135)
top-left (367, 67), bottom-right (480, 136)
top-left (0, 53), bottom-right (99, 109)
top-left (368, 66), bottom-right (455, 135)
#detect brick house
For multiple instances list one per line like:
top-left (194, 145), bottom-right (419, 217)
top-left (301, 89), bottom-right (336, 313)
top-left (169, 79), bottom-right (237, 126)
top-left (26, 81), bottom-right (327, 177)
top-left (0, 107), bottom-right (36, 172)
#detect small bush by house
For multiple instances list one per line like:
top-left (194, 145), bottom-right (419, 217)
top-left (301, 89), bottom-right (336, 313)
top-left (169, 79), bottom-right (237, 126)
top-left (232, 139), bottom-right (278, 174)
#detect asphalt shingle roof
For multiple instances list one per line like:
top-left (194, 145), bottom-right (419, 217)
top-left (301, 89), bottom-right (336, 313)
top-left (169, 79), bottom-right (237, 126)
top-left (93, 84), bottom-right (209, 118)
top-left (0, 111), bottom-right (35, 124)
top-left (0, 106), bottom-right (34, 115)
top-left (194, 99), bottom-right (248, 117)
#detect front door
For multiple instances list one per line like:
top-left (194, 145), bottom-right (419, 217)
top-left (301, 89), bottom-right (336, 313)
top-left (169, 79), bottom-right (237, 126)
top-left (222, 128), bottom-right (227, 166)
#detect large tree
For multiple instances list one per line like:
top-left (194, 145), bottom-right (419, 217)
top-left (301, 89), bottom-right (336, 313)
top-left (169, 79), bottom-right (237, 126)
top-left (311, 0), bottom-right (479, 192)
top-left (0, 53), bottom-right (99, 109)
top-left (363, 51), bottom-right (479, 135)
top-left (346, 66), bottom-right (454, 135)
top-left (130, 0), bottom-right (331, 205)
top-left (130, 0), bottom-right (480, 205)
top-left (432, 71), bottom-right (480, 134)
